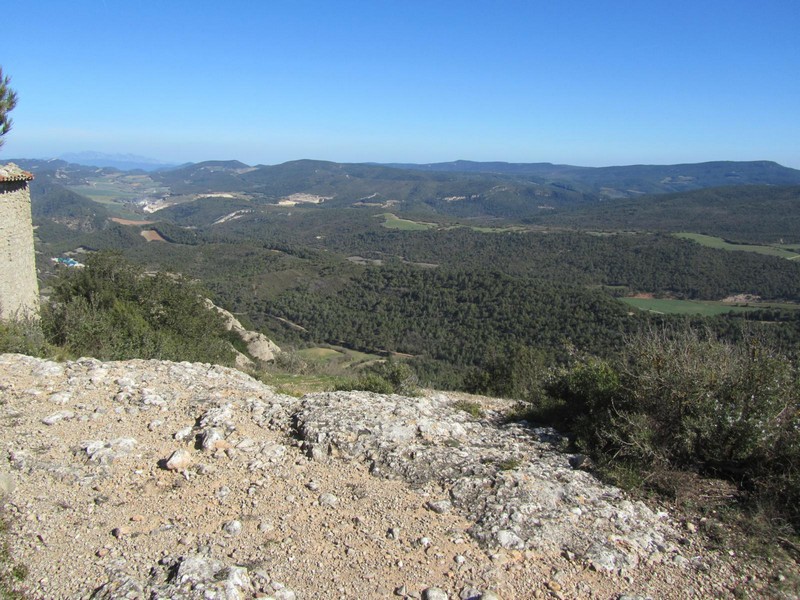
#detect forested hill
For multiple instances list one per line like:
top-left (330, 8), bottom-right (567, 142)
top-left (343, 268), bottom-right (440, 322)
top-left (385, 160), bottom-right (800, 195)
top-left (21, 153), bottom-right (800, 393)
top-left (532, 185), bottom-right (800, 244)
top-left (14, 157), bottom-right (800, 210)
top-left (150, 158), bottom-right (800, 201)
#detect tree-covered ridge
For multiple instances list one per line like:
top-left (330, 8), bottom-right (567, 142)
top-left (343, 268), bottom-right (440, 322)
top-left (389, 160), bottom-right (800, 192)
top-left (531, 185), bottom-right (800, 244)
top-left (17, 157), bottom-right (800, 225)
top-left (265, 266), bottom-right (632, 385)
top-left (306, 228), bottom-right (800, 301)
top-left (23, 160), bottom-right (800, 389)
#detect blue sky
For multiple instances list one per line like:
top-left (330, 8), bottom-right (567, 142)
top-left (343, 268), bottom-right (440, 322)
top-left (2, 0), bottom-right (799, 167)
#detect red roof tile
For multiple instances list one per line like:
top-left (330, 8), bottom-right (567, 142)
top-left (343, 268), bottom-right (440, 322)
top-left (0, 163), bottom-right (34, 182)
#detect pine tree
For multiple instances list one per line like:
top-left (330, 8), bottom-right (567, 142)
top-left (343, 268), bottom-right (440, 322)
top-left (0, 67), bottom-right (18, 148)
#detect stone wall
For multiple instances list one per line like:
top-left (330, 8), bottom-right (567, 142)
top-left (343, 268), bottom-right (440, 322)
top-left (0, 163), bottom-right (39, 319)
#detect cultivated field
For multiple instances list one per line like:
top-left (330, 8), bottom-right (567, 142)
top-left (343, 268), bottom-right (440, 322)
top-left (621, 297), bottom-right (761, 316)
top-left (378, 213), bottom-right (437, 231)
top-left (674, 232), bottom-right (800, 260)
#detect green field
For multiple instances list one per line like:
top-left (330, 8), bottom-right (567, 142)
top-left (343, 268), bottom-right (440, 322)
top-left (297, 345), bottom-right (382, 367)
top-left (465, 224), bottom-right (531, 233)
top-left (621, 297), bottom-right (762, 316)
top-left (674, 233), bottom-right (800, 260)
top-left (378, 213), bottom-right (437, 231)
top-left (264, 345), bottom-right (386, 396)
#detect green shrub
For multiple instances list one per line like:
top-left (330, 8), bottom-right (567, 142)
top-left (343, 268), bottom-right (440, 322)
top-left (497, 458), bottom-right (521, 471)
top-left (453, 399), bottom-right (484, 419)
top-left (41, 252), bottom-right (236, 365)
top-left (546, 326), bottom-right (800, 528)
top-left (335, 372), bottom-right (395, 394)
top-left (272, 350), bottom-right (311, 375)
top-left (466, 345), bottom-right (548, 401)
top-left (334, 359), bottom-right (419, 395)
top-left (0, 317), bottom-right (49, 357)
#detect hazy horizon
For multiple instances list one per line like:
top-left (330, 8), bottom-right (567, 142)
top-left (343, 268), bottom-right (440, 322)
top-left (7, 150), bottom-right (800, 173)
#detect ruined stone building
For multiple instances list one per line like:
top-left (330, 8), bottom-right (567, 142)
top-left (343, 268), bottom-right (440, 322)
top-left (0, 163), bottom-right (39, 319)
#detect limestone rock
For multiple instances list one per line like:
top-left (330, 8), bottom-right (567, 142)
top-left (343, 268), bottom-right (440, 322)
top-left (0, 353), bottom-right (724, 599)
top-left (205, 299), bottom-right (281, 362)
top-left (165, 449), bottom-right (193, 471)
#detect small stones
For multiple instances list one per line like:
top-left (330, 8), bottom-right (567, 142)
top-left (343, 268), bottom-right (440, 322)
top-left (112, 526), bottom-right (132, 538)
top-left (222, 520), bottom-right (243, 536)
top-left (0, 472), bottom-right (15, 496)
top-left (568, 454), bottom-right (592, 470)
top-left (217, 486), bottom-right (232, 501)
top-left (174, 553), bottom-right (227, 586)
top-left (173, 426), bottom-right (193, 442)
top-left (201, 427), bottom-right (229, 451)
top-left (308, 444), bottom-right (329, 462)
top-left (83, 438), bottom-right (137, 464)
top-left (318, 493), bottom-right (339, 507)
top-left (495, 530), bottom-right (524, 550)
top-left (426, 499), bottom-right (453, 514)
top-left (41, 410), bottom-right (75, 425)
top-left (164, 449), bottom-right (192, 471)
top-left (261, 443), bottom-right (287, 462)
top-left (423, 587), bottom-right (450, 600)
top-left (461, 589), bottom-right (501, 600)
top-left (47, 391), bottom-right (72, 405)
top-left (258, 520), bottom-right (275, 533)
top-left (584, 543), bottom-right (623, 573)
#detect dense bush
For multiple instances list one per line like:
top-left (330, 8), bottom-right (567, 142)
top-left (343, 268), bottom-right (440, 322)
top-left (465, 345), bottom-right (549, 401)
top-left (41, 252), bottom-right (236, 365)
top-left (542, 327), bottom-right (800, 527)
top-left (0, 317), bottom-right (50, 357)
top-left (335, 359), bottom-right (419, 395)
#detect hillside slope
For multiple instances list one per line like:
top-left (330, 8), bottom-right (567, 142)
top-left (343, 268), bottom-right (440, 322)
top-left (0, 354), bottom-right (788, 599)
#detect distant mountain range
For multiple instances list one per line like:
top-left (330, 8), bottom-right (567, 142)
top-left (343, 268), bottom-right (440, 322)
top-left (13, 156), bottom-right (800, 228)
top-left (386, 160), bottom-right (800, 195)
top-left (13, 156), bottom-right (800, 194)
top-left (57, 151), bottom-right (179, 172)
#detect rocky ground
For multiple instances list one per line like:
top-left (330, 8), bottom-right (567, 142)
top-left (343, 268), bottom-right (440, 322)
top-left (0, 353), bottom-right (796, 599)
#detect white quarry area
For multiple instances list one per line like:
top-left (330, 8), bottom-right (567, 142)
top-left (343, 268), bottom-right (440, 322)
top-left (277, 193), bottom-right (333, 206)
top-left (212, 209), bottom-right (253, 225)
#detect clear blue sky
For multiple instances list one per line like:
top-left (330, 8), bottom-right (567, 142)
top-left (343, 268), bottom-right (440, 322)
top-left (2, 0), bottom-right (799, 167)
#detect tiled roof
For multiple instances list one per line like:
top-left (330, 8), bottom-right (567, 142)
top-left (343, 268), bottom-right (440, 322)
top-left (0, 163), bottom-right (34, 182)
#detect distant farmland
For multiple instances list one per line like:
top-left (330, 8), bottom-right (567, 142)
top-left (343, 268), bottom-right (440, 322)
top-left (621, 297), bottom-right (760, 316)
top-left (674, 233), bottom-right (800, 260)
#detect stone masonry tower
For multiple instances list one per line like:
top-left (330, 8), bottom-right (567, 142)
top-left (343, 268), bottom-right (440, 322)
top-left (0, 163), bottom-right (39, 319)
